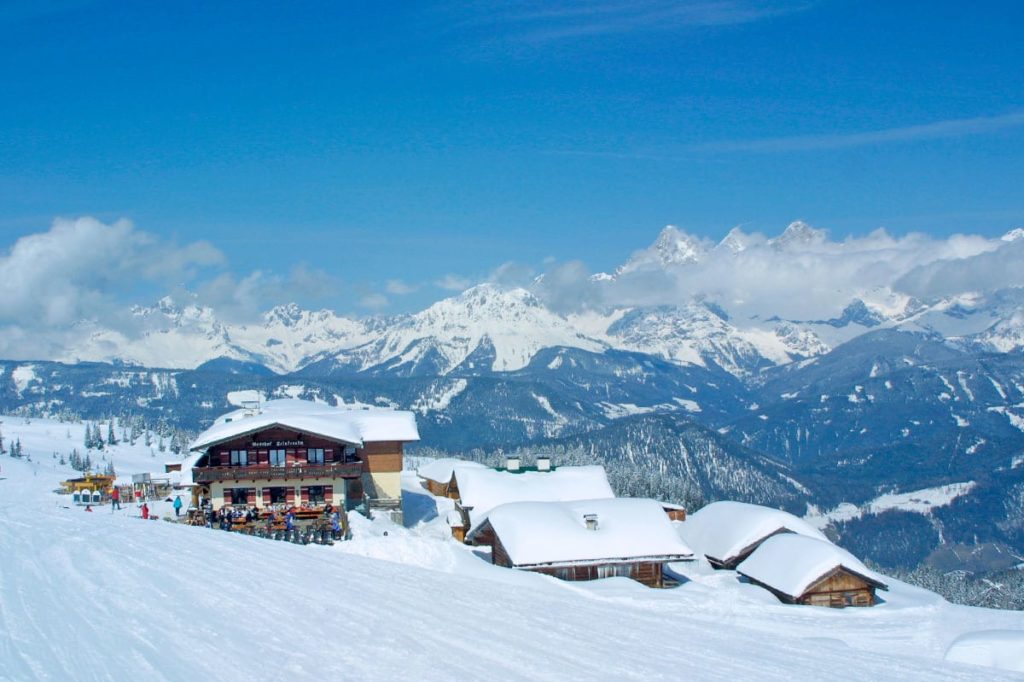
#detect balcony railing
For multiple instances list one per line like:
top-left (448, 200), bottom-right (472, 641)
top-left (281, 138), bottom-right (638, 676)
top-left (192, 461), bottom-right (363, 484)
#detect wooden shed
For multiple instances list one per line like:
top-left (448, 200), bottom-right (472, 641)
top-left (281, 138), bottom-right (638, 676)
top-left (416, 459), bottom-right (487, 499)
top-left (466, 498), bottom-right (694, 588)
top-left (452, 465), bottom-right (615, 542)
top-left (679, 500), bottom-right (828, 569)
top-left (736, 533), bottom-right (888, 608)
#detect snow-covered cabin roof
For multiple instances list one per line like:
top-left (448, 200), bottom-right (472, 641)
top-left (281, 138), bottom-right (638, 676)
top-left (416, 458), bottom-right (487, 483)
top-left (467, 498), bottom-right (694, 568)
top-left (190, 399), bottom-right (420, 451)
top-left (736, 533), bottom-right (888, 599)
top-left (678, 501), bottom-right (827, 566)
top-left (456, 465), bottom-right (614, 526)
top-left (175, 451), bottom-right (205, 487)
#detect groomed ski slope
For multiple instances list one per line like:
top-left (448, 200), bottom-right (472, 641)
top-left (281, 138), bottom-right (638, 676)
top-left (1, 432), bottom-right (1023, 679)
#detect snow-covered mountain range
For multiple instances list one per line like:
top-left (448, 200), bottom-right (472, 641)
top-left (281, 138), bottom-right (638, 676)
top-left (57, 222), bottom-right (1024, 379)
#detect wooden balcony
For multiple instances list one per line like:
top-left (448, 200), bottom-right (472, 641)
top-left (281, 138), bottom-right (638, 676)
top-left (193, 461), bottom-right (363, 484)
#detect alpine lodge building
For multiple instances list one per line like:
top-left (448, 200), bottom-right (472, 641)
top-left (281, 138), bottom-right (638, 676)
top-left (189, 399), bottom-right (420, 522)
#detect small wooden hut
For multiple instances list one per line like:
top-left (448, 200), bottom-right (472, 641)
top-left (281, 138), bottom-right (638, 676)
top-left (452, 465), bottom-right (615, 542)
top-left (466, 498), bottom-right (694, 588)
top-left (736, 533), bottom-right (888, 607)
top-left (679, 500), bottom-right (828, 569)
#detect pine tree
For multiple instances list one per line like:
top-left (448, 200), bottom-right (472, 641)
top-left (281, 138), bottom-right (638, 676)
top-left (107, 420), bottom-right (117, 446)
top-left (92, 423), bottom-right (104, 450)
top-left (0, 425), bottom-right (6, 454)
top-left (59, 453), bottom-right (65, 466)
top-left (158, 435), bottom-right (166, 453)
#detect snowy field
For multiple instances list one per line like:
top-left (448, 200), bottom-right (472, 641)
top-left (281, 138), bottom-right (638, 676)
top-left (1, 416), bottom-right (1023, 680)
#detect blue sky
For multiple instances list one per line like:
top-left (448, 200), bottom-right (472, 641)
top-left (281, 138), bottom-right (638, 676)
top-left (1, 0), bottom-right (1022, 315)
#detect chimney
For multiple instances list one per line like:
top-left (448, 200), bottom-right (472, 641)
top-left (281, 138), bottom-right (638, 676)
top-left (506, 456), bottom-right (521, 472)
top-left (536, 455), bottom-right (552, 472)
top-left (584, 513), bottom-right (599, 531)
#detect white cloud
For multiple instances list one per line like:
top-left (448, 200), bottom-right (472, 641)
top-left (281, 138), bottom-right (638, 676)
top-left (385, 279), bottom-right (418, 295)
top-left (359, 293), bottom-right (390, 309)
top-left (532, 223), bottom-right (1017, 321)
top-left (695, 111), bottom-right (1024, 153)
top-left (435, 274), bottom-right (472, 291)
top-left (0, 216), bottom-right (221, 329)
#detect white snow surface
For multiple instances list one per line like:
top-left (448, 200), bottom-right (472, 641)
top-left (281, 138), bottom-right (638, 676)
top-left (190, 398), bottom-right (420, 450)
top-left (468, 498), bottom-right (694, 567)
top-left (456, 465), bottom-right (614, 527)
top-left (736, 533), bottom-right (887, 600)
top-left (681, 501), bottom-right (828, 564)
top-left (945, 630), bottom-right (1024, 673)
top-left (415, 457), bottom-right (486, 483)
top-left (1, 421), bottom-right (1023, 679)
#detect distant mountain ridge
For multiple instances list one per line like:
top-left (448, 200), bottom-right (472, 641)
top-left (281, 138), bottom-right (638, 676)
top-left (55, 221), bottom-right (1024, 382)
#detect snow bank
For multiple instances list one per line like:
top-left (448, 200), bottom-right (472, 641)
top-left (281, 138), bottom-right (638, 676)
top-left (415, 457), bottom-right (486, 484)
top-left (945, 630), bottom-right (1024, 673)
top-left (680, 500), bottom-right (827, 566)
top-left (190, 398), bottom-right (420, 450)
top-left (736, 533), bottom-right (887, 600)
top-left (456, 465), bottom-right (614, 526)
top-left (470, 498), bottom-right (693, 567)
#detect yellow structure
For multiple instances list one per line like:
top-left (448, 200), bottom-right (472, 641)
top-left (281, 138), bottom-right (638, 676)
top-left (61, 473), bottom-right (115, 494)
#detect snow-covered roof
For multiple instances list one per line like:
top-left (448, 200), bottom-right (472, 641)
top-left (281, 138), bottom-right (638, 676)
top-left (679, 501), bottom-right (827, 566)
top-left (416, 458), bottom-right (487, 483)
top-left (468, 498), bottom-right (693, 567)
top-left (456, 465), bottom-right (614, 527)
top-left (175, 451), bottom-right (205, 487)
top-left (190, 398), bottom-right (420, 451)
top-left (736, 533), bottom-right (887, 599)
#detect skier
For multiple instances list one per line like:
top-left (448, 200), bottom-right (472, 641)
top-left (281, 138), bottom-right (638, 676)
top-left (141, 502), bottom-right (150, 520)
top-left (173, 495), bottom-right (183, 517)
top-left (110, 486), bottom-right (121, 510)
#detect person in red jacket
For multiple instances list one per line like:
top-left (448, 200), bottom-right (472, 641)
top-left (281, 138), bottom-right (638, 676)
top-left (141, 502), bottom-right (149, 520)
top-left (110, 486), bottom-right (121, 510)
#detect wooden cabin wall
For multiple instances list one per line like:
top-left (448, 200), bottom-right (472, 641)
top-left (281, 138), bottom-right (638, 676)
top-left (801, 571), bottom-right (877, 607)
top-left (523, 561), bottom-right (664, 588)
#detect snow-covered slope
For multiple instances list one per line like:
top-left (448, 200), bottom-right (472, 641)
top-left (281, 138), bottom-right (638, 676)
top-left (2, 425), bottom-right (1024, 679)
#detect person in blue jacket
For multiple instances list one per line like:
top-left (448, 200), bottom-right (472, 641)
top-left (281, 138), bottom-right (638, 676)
top-left (285, 509), bottom-right (295, 532)
top-left (173, 495), bottom-right (183, 517)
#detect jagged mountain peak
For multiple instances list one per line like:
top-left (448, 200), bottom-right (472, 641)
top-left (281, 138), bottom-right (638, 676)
top-left (1002, 227), bottom-right (1024, 243)
top-left (264, 302), bottom-right (305, 326)
top-left (770, 220), bottom-right (827, 250)
top-left (615, 225), bottom-right (708, 276)
top-left (717, 226), bottom-right (753, 254)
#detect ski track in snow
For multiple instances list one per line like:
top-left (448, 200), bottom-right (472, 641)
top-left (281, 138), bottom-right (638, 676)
top-left (1, 438), bottom-right (1023, 679)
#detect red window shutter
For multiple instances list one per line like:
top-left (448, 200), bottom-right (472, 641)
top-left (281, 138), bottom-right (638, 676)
top-left (326, 449), bottom-right (334, 461)
top-left (301, 487), bottom-right (309, 505)
top-left (247, 489), bottom-right (256, 505)
top-left (219, 452), bottom-right (229, 466)
top-left (324, 485), bottom-right (333, 503)
top-left (285, 488), bottom-right (295, 505)
top-left (257, 450), bottom-right (268, 465)
top-left (262, 488), bottom-right (271, 505)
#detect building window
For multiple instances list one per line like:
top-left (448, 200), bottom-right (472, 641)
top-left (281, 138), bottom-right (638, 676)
top-left (268, 487), bottom-right (288, 504)
top-left (308, 485), bottom-right (325, 504)
top-left (269, 449), bottom-right (286, 467)
top-left (307, 448), bottom-right (325, 464)
top-left (228, 488), bottom-right (252, 505)
top-left (230, 450), bottom-right (248, 466)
